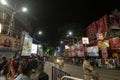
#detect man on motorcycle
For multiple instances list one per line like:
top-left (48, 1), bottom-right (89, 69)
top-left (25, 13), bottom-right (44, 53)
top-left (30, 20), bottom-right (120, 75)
top-left (54, 57), bottom-right (64, 70)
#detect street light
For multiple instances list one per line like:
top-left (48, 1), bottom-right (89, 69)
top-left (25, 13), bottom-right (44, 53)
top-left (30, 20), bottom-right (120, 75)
top-left (0, 0), bottom-right (8, 5)
top-left (67, 31), bottom-right (74, 44)
top-left (7, 7), bottom-right (28, 36)
top-left (68, 31), bottom-right (73, 36)
top-left (38, 31), bottom-right (42, 35)
top-left (60, 41), bottom-right (63, 44)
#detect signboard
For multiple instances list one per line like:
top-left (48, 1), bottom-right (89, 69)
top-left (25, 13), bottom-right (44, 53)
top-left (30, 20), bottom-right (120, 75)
top-left (37, 44), bottom-right (43, 57)
top-left (82, 37), bottom-right (89, 44)
top-left (87, 46), bottom-right (99, 56)
top-left (31, 44), bottom-right (37, 54)
top-left (21, 32), bottom-right (33, 56)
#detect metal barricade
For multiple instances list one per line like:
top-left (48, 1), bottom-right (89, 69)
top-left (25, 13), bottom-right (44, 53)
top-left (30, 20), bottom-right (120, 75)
top-left (61, 76), bottom-right (84, 80)
top-left (52, 66), bottom-right (70, 80)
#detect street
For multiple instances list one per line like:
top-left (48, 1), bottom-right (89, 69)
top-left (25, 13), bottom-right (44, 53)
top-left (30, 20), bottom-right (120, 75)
top-left (44, 62), bottom-right (120, 80)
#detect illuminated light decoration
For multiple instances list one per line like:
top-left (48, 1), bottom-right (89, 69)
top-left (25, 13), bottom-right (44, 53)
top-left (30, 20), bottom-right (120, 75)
top-left (22, 7), bottom-right (27, 12)
top-left (0, 0), bottom-right (8, 5)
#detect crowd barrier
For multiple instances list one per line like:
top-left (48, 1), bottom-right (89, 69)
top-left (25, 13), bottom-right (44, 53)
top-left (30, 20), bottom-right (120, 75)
top-left (52, 66), bottom-right (70, 80)
top-left (61, 76), bottom-right (84, 80)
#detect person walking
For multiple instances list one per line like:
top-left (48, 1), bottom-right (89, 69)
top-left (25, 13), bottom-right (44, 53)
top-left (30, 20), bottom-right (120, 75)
top-left (83, 56), bottom-right (99, 80)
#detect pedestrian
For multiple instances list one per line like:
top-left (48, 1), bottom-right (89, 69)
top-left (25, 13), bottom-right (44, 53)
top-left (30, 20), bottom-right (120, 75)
top-left (83, 56), bottom-right (99, 80)
top-left (98, 58), bottom-right (102, 68)
top-left (15, 64), bottom-right (23, 80)
top-left (19, 62), bottom-right (33, 80)
top-left (38, 72), bottom-right (49, 80)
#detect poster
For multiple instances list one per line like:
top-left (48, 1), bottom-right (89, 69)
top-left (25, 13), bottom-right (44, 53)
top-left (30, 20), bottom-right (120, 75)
top-left (37, 44), bottom-right (43, 57)
top-left (110, 37), bottom-right (120, 49)
top-left (64, 41), bottom-right (85, 57)
top-left (101, 47), bottom-right (108, 58)
top-left (31, 44), bottom-right (37, 54)
top-left (76, 41), bottom-right (84, 57)
top-left (0, 34), bottom-right (16, 48)
top-left (87, 46), bottom-right (99, 56)
top-left (109, 15), bottom-right (120, 29)
top-left (21, 32), bottom-right (33, 56)
top-left (98, 40), bottom-right (109, 50)
top-left (96, 15), bottom-right (109, 32)
top-left (82, 37), bottom-right (89, 44)
top-left (86, 22), bottom-right (97, 39)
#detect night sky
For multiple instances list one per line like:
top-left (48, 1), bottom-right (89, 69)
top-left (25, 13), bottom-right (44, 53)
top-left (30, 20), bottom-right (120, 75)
top-left (16, 0), bottom-right (120, 46)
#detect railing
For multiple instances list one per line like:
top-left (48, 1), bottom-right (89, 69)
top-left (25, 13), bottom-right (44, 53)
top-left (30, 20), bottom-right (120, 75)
top-left (52, 66), bottom-right (70, 80)
top-left (61, 76), bottom-right (84, 80)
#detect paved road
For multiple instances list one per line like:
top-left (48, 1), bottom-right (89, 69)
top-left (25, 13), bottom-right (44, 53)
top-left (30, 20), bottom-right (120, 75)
top-left (44, 61), bottom-right (120, 80)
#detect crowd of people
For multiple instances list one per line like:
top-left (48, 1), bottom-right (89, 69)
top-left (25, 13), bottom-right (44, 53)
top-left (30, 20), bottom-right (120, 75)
top-left (72, 57), bottom-right (120, 69)
top-left (89, 57), bottom-right (120, 69)
top-left (0, 56), bottom-right (49, 80)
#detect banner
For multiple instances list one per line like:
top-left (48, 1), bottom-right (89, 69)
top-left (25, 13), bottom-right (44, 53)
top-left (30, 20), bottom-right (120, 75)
top-left (0, 34), bottom-right (19, 51)
top-left (86, 22), bottom-right (97, 39)
top-left (75, 41), bottom-right (84, 57)
top-left (101, 47), bottom-right (108, 58)
top-left (31, 44), bottom-right (37, 54)
top-left (21, 32), bottom-right (33, 56)
top-left (110, 37), bottom-right (120, 49)
top-left (96, 15), bottom-right (109, 32)
top-left (82, 37), bottom-right (89, 44)
top-left (87, 46), bottom-right (99, 56)
top-left (37, 44), bottom-right (43, 57)
top-left (64, 41), bottom-right (85, 57)
top-left (109, 15), bottom-right (120, 29)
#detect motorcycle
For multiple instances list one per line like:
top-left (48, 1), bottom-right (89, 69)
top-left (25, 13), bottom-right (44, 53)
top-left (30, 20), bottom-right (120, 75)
top-left (54, 57), bottom-right (64, 70)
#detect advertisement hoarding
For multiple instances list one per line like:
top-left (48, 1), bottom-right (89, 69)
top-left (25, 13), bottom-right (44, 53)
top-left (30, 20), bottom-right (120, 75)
top-left (82, 37), bottom-right (89, 44)
top-left (110, 37), bottom-right (120, 49)
top-left (31, 44), bottom-right (37, 54)
top-left (21, 32), bottom-right (33, 56)
top-left (96, 15), bottom-right (109, 32)
top-left (87, 46), bottom-right (99, 56)
top-left (64, 41), bottom-right (85, 57)
top-left (86, 22), bottom-right (97, 40)
top-left (109, 15), bottom-right (120, 29)
top-left (37, 44), bottom-right (43, 57)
